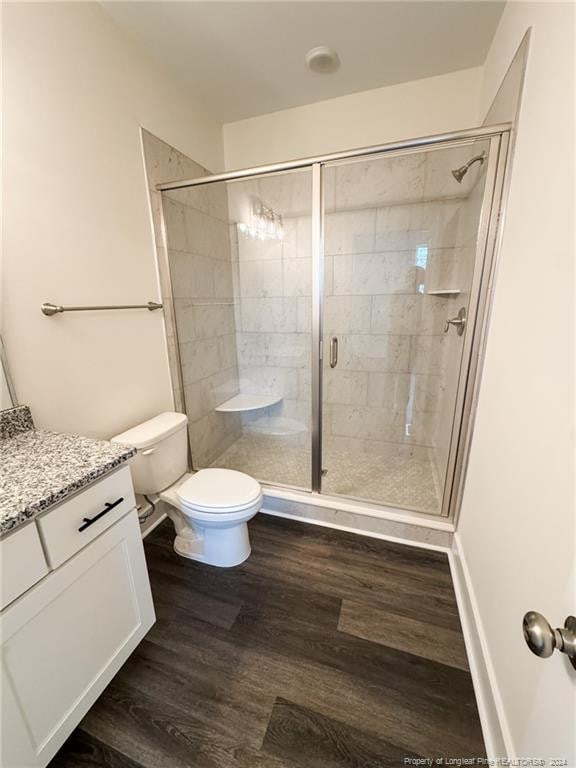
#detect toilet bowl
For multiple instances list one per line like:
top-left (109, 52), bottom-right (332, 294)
top-left (112, 412), bottom-right (262, 567)
top-left (160, 469), bottom-right (262, 566)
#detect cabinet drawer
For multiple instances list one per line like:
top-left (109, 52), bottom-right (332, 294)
top-left (0, 525), bottom-right (49, 610)
top-left (37, 466), bottom-right (135, 568)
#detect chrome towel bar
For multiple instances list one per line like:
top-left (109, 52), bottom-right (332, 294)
top-left (41, 301), bottom-right (163, 316)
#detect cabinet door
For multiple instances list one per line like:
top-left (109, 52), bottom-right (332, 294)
top-left (0, 511), bottom-right (155, 767)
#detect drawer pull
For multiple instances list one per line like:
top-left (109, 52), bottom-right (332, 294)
top-left (78, 497), bottom-right (124, 532)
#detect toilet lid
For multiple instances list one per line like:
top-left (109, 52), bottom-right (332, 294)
top-left (176, 468), bottom-right (262, 513)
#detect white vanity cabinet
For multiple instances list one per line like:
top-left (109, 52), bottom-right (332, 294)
top-left (0, 466), bottom-right (155, 768)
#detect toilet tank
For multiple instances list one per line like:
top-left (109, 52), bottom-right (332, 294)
top-left (111, 412), bottom-right (188, 495)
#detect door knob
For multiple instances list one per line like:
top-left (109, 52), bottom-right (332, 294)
top-left (522, 611), bottom-right (576, 670)
top-left (444, 307), bottom-right (466, 336)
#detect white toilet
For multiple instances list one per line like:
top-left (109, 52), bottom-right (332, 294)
top-left (112, 412), bottom-right (262, 567)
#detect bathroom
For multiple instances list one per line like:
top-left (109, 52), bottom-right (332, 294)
top-left (1, 1), bottom-right (574, 766)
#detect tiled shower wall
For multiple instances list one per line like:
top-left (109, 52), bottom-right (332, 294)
top-left (142, 130), bottom-right (241, 467)
top-left (319, 148), bottom-right (485, 497)
top-left (322, 196), bottom-right (462, 469)
top-left (227, 173), bottom-right (313, 454)
top-left (163, 187), bottom-right (242, 466)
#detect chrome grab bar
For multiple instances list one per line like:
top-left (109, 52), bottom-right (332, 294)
top-left (329, 336), bottom-right (338, 368)
top-left (41, 301), bottom-right (163, 316)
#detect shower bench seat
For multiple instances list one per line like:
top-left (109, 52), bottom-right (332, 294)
top-left (215, 393), bottom-right (282, 413)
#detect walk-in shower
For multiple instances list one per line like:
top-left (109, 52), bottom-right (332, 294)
top-left (157, 125), bottom-right (509, 518)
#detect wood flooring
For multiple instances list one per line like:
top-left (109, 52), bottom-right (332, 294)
top-left (49, 514), bottom-right (485, 768)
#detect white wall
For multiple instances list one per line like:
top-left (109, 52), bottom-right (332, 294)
top-left (2, 2), bottom-right (223, 438)
top-left (458, 2), bottom-right (575, 760)
top-left (223, 68), bottom-right (482, 169)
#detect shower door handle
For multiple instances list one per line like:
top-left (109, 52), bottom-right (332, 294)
top-left (329, 336), bottom-right (338, 368)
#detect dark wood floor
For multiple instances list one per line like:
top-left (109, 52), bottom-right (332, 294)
top-left (50, 514), bottom-right (485, 768)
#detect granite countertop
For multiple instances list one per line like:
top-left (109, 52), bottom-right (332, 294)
top-left (0, 406), bottom-right (136, 537)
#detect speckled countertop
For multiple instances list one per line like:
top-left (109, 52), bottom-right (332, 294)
top-left (0, 406), bottom-right (136, 537)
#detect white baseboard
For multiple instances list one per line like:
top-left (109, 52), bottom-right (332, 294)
top-left (449, 533), bottom-right (513, 759)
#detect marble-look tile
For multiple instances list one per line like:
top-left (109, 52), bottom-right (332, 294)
top-left (323, 369), bottom-right (369, 406)
top-left (332, 153), bottom-right (426, 210)
top-left (409, 335), bottom-right (448, 376)
top-left (185, 207), bottom-right (230, 261)
top-left (366, 372), bottom-right (411, 410)
top-left (297, 367), bottom-right (311, 401)
top-left (238, 366), bottom-right (299, 399)
top-left (218, 333), bottom-right (239, 371)
top-left (324, 209), bottom-right (376, 255)
top-left (324, 296), bottom-right (372, 334)
top-left (181, 337), bottom-right (222, 383)
top-left (329, 405), bottom-right (404, 443)
top-left (239, 260), bottom-right (283, 298)
top-left (282, 257), bottom-right (312, 297)
top-left (237, 230), bottom-right (283, 262)
top-left (162, 198), bottom-right (187, 252)
top-left (192, 304), bottom-right (235, 339)
top-left (371, 294), bottom-right (450, 336)
top-left (169, 251), bottom-right (216, 299)
top-left (213, 260), bottom-right (234, 299)
top-left (336, 334), bottom-right (411, 373)
top-left (237, 332), bottom-right (310, 369)
top-left (296, 296), bottom-right (312, 333)
top-left (370, 295), bottom-right (419, 334)
top-left (258, 171), bottom-right (313, 219)
top-left (367, 372), bottom-right (442, 413)
top-left (184, 368), bottom-right (239, 422)
top-left (324, 255), bottom-right (334, 295)
top-left (240, 298), bottom-right (298, 333)
top-left (333, 252), bottom-right (419, 295)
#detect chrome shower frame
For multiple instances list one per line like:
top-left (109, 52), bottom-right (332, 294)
top-left (157, 123), bottom-right (511, 523)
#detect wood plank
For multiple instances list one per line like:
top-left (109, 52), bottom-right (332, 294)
top-left (80, 677), bottom-right (298, 768)
top-left (338, 599), bottom-right (470, 671)
top-left (149, 566), bottom-right (242, 630)
top-left (262, 697), bottom-right (422, 768)
top-left (50, 516), bottom-right (486, 767)
top-left (142, 602), bottom-right (484, 758)
top-left (243, 517), bottom-right (462, 632)
top-left (49, 731), bottom-right (143, 768)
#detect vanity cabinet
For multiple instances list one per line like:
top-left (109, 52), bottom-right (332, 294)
top-left (0, 467), bottom-right (155, 768)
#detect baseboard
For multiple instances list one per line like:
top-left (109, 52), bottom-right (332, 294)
top-left (449, 533), bottom-right (513, 759)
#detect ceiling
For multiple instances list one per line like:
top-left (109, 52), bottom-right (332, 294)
top-left (102, 1), bottom-right (505, 123)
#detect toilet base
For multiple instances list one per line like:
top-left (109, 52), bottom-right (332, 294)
top-left (159, 474), bottom-right (260, 568)
top-left (172, 520), bottom-right (253, 568)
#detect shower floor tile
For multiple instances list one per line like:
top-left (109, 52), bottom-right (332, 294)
top-left (210, 433), bottom-right (442, 515)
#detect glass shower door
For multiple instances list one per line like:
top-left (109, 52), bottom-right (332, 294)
top-left (162, 168), bottom-right (314, 490)
top-left (320, 140), bottom-right (493, 514)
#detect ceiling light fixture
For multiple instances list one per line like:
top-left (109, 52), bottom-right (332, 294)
top-left (306, 46), bottom-right (340, 74)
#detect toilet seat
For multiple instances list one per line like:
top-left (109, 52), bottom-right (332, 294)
top-left (176, 468), bottom-right (262, 515)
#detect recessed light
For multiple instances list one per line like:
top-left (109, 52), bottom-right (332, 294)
top-left (306, 46), bottom-right (340, 74)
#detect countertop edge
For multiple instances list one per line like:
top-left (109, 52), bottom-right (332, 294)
top-left (0, 444), bottom-right (137, 539)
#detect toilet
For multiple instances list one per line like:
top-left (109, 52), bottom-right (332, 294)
top-left (112, 412), bottom-right (262, 567)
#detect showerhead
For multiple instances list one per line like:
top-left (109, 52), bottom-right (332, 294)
top-left (451, 152), bottom-right (486, 184)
